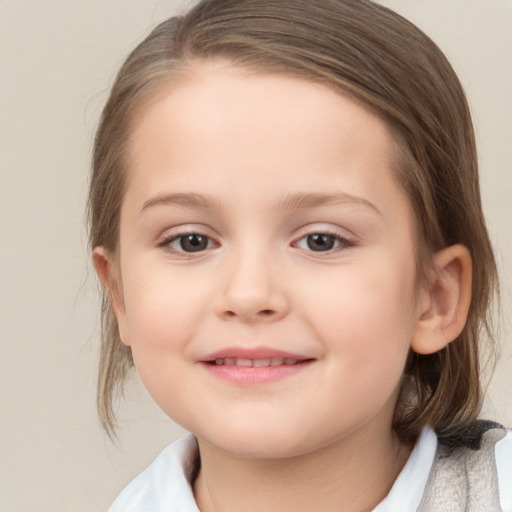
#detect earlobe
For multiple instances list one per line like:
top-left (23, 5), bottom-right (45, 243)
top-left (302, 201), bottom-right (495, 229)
top-left (92, 247), bottom-right (131, 347)
top-left (411, 244), bottom-right (472, 355)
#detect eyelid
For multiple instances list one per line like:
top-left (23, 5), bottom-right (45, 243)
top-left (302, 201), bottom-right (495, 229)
top-left (157, 225), bottom-right (220, 255)
top-left (291, 225), bottom-right (357, 253)
top-left (292, 223), bottom-right (356, 240)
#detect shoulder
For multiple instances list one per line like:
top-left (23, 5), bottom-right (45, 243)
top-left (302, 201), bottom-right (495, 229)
top-left (419, 423), bottom-right (511, 512)
top-left (109, 435), bottom-right (200, 512)
top-left (375, 423), bottom-right (512, 512)
top-left (496, 427), bottom-right (512, 512)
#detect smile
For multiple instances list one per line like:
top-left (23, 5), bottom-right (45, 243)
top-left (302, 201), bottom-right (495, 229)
top-left (199, 347), bottom-right (315, 385)
top-left (212, 357), bottom-right (302, 367)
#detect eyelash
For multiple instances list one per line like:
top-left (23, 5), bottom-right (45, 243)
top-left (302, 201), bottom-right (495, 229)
top-left (293, 231), bottom-right (356, 254)
top-left (158, 231), bottom-right (218, 256)
top-left (158, 229), bottom-right (355, 256)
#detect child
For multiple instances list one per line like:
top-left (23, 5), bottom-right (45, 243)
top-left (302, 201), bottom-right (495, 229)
top-left (88, 0), bottom-right (511, 510)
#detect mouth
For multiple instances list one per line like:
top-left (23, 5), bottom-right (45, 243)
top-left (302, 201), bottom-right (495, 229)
top-left (198, 347), bottom-right (315, 385)
top-left (207, 357), bottom-right (307, 367)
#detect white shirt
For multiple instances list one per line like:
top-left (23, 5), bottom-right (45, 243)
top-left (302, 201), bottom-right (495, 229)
top-left (110, 428), bottom-right (512, 512)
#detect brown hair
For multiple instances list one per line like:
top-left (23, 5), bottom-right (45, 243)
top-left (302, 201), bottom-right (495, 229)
top-left (88, 0), bottom-right (498, 443)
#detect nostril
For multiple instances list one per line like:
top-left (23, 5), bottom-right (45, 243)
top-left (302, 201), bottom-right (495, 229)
top-left (258, 309), bottom-right (275, 317)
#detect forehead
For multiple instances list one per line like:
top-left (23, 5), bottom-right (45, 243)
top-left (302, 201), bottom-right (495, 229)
top-left (124, 62), bottom-right (408, 218)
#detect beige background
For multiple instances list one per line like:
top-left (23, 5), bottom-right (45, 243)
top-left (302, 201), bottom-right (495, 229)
top-left (0, 0), bottom-right (510, 510)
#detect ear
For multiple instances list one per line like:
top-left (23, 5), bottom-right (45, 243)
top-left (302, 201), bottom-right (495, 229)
top-left (92, 247), bottom-right (131, 347)
top-left (411, 244), bottom-right (472, 355)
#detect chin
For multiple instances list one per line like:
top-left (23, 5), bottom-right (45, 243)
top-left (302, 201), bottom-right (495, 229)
top-left (196, 422), bottom-right (319, 460)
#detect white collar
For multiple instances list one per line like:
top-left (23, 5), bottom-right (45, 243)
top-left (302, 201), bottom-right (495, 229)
top-left (110, 429), bottom-right (438, 512)
top-left (373, 427), bottom-right (437, 512)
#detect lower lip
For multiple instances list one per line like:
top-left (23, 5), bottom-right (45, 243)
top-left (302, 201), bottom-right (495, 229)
top-left (200, 360), bottom-right (314, 385)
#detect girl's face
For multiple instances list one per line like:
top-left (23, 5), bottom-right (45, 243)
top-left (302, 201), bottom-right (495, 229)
top-left (111, 63), bottom-right (425, 458)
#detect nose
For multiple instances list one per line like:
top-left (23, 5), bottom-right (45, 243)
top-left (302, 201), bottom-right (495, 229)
top-left (214, 248), bottom-right (289, 323)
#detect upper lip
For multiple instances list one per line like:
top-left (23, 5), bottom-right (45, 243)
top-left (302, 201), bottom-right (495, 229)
top-left (199, 346), bottom-right (312, 362)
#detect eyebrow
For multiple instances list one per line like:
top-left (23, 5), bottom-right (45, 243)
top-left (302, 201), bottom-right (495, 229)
top-left (141, 193), bottom-right (218, 213)
top-left (140, 191), bottom-right (380, 215)
top-left (276, 192), bottom-right (381, 215)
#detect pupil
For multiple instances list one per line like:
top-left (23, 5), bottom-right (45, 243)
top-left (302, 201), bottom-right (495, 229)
top-left (307, 234), bottom-right (335, 251)
top-left (180, 234), bottom-right (208, 252)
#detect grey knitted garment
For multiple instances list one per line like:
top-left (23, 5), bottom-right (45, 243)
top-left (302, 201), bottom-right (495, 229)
top-left (418, 424), bottom-right (506, 512)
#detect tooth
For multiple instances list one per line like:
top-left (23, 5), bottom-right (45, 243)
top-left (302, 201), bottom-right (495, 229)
top-left (215, 359), bottom-right (224, 366)
top-left (270, 357), bottom-right (284, 366)
top-left (236, 358), bottom-right (253, 367)
top-left (284, 358), bottom-right (298, 365)
top-left (253, 358), bottom-right (271, 367)
top-left (224, 358), bottom-right (236, 366)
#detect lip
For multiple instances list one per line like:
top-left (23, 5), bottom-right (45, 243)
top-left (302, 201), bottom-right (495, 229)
top-left (198, 346), bottom-right (315, 385)
top-left (200, 346), bottom-right (310, 362)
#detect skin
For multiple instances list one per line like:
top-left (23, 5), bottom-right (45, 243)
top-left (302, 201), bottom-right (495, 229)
top-left (94, 62), bottom-right (472, 512)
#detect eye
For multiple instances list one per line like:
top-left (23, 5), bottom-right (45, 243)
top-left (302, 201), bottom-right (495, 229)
top-left (306, 234), bottom-right (336, 251)
top-left (160, 232), bottom-right (217, 254)
top-left (294, 232), bottom-right (353, 253)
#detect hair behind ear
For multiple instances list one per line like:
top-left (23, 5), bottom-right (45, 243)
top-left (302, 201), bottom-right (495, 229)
top-left (395, 245), bottom-right (490, 447)
top-left (92, 247), bottom-right (134, 438)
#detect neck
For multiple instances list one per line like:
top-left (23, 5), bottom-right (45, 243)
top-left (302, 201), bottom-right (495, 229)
top-left (193, 427), bottom-right (411, 512)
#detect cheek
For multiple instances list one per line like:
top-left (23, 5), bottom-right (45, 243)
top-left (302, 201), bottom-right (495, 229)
top-left (120, 270), bottom-right (195, 413)
top-left (119, 260), bottom-right (206, 360)
top-left (301, 252), bottom-right (418, 370)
